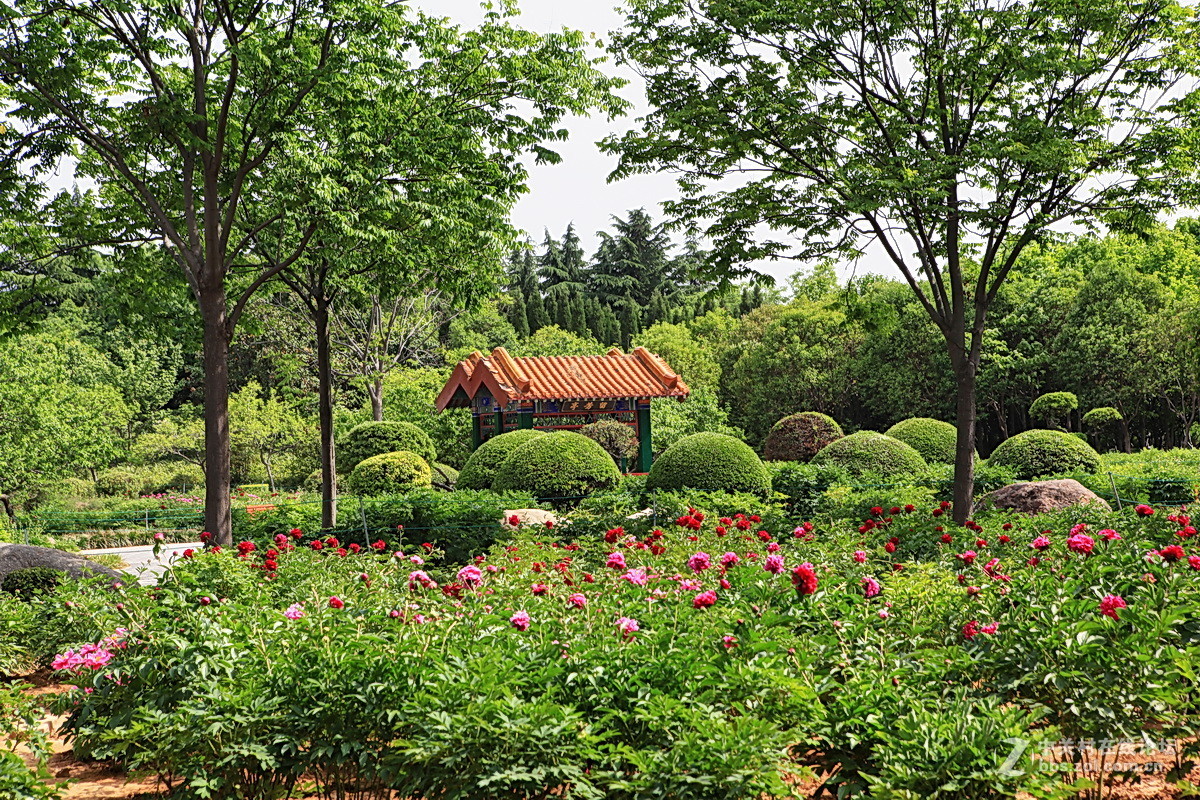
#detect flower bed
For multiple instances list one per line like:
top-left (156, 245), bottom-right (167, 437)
top-left (4, 498), bottom-right (1200, 798)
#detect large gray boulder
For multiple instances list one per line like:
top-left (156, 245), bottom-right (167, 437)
top-left (0, 543), bottom-right (124, 586)
top-left (979, 479), bottom-right (1110, 515)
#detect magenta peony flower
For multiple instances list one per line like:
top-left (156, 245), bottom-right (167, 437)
top-left (510, 611), bottom-right (531, 631)
top-left (457, 565), bottom-right (483, 586)
top-left (852, 550), bottom-right (867, 563)
top-left (606, 552), bottom-right (627, 570)
top-left (687, 552), bottom-right (712, 573)
top-left (328, 596), bottom-right (344, 609)
top-left (620, 568), bottom-right (650, 586)
top-left (1098, 528), bottom-right (1121, 541)
top-left (567, 593), bottom-right (587, 608)
top-left (719, 551), bottom-right (740, 568)
top-left (1099, 594), bottom-right (1127, 620)
top-left (1067, 533), bottom-right (1095, 555)
top-left (722, 635), bottom-right (738, 649)
top-left (862, 576), bottom-right (881, 598)
top-left (692, 590), bottom-right (718, 609)
top-left (1030, 536), bottom-right (1051, 551)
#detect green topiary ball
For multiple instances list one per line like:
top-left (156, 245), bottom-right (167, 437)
top-left (646, 432), bottom-right (772, 494)
top-left (431, 462), bottom-right (459, 491)
top-left (340, 421), bottom-right (437, 473)
top-left (884, 417), bottom-right (969, 464)
top-left (811, 431), bottom-right (928, 478)
top-left (762, 412), bottom-right (844, 462)
top-left (346, 451), bottom-right (432, 496)
top-left (986, 429), bottom-right (1101, 480)
top-left (457, 429), bottom-right (546, 490)
top-left (493, 431), bottom-right (621, 501)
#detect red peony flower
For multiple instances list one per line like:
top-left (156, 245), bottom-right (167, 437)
top-left (328, 596), bottom-right (344, 609)
top-left (791, 563), bottom-right (818, 596)
top-left (692, 590), bottom-right (718, 609)
top-left (1159, 545), bottom-right (1185, 563)
top-left (1099, 594), bottom-right (1127, 620)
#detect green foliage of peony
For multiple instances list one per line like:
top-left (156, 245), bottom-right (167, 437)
top-left (493, 432), bottom-right (621, 500)
top-left (340, 422), bottom-right (437, 473)
top-left (811, 431), bottom-right (928, 478)
top-left (762, 411), bottom-right (844, 462)
top-left (884, 418), bottom-right (967, 465)
top-left (987, 429), bottom-right (1102, 480)
top-left (346, 451), bottom-right (432, 496)
top-left (646, 432), bottom-right (772, 494)
top-left (457, 430), bottom-right (546, 491)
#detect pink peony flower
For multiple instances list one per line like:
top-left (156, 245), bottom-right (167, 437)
top-left (1099, 528), bottom-right (1121, 541)
top-left (606, 552), bottom-right (627, 570)
top-left (530, 583), bottom-right (548, 596)
top-left (692, 590), bottom-right (718, 609)
top-left (616, 616), bottom-right (640, 638)
top-left (763, 554), bottom-right (786, 574)
top-left (457, 565), bottom-right (483, 586)
top-left (1099, 594), bottom-right (1127, 620)
top-left (719, 552), bottom-right (740, 568)
top-left (1189, 555), bottom-right (1200, 571)
top-left (962, 620), bottom-right (980, 640)
top-left (620, 568), bottom-right (650, 586)
top-left (981, 622), bottom-right (999, 635)
top-left (510, 611), bottom-right (531, 631)
top-left (567, 593), bottom-right (587, 608)
top-left (852, 550), bottom-right (867, 563)
top-left (284, 603), bottom-right (304, 620)
top-left (722, 635), bottom-right (738, 649)
top-left (862, 576), bottom-right (881, 598)
top-left (687, 552), bottom-right (712, 573)
top-left (1030, 536), bottom-right (1051, 551)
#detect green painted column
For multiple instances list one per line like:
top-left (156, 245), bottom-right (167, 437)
top-left (518, 409), bottom-right (534, 429)
top-left (495, 410), bottom-right (505, 438)
top-left (637, 407), bottom-right (653, 472)
top-left (471, 414), bottom-right (482, 451)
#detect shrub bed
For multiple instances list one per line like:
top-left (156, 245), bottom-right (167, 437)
top-left (345, 451), bottom-right (432, 496)
top-left (456, 429), bottom-right (545, 491)
top-left (884, 417), bottom-right (964, 464)
top-left (340, 421), bottom-right (437, 473)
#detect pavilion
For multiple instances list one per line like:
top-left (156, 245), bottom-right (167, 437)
top-left (435, 346), bottom-right (690, 472)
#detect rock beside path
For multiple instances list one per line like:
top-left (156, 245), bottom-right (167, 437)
top-left (502, 508), bottom-right (559, 530)
top-left (979, 479), bottom-right (1111, 515)
top-left (0, 543), bottom-right (124, 586)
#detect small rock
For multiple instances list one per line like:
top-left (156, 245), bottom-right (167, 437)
top-left (979, 479), bottom-right (1111, 515)
top-left (502, 509), bottom-right (559, 530)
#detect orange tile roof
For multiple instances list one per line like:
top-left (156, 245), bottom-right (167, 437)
top-left (436, 347), bottom-right (690, 410)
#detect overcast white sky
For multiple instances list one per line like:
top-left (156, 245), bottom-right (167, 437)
top-left (418, 0), bottom-right (829, 286)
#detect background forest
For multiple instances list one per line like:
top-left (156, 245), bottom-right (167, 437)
top-left (3, 206), bottom-right (1200, 512)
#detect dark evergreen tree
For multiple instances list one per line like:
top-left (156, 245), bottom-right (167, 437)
top-left (527, 289), bottom-right (550, 333)
top-left (510, 294), bottom-right (530, 338)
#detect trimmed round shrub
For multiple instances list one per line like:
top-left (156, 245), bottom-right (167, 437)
top-left (346, 451), bottom-right (432, 496)
top-left (579, 419), bottom-right (639, 463)
top-left (762, 412), bottom-right (844, 462)
top-left (457, 429), bottom-right (546, 490)
top-left (884, 417), bottom-right (968, 465)
top-left (1, 566), bottom-right (65, 600)
top-left (811, 431), bottom-right (928, 478)
top-left (645, 432), bottom-right (772, 495)
top-left (986, 429), bottom-right (1101, 480)
top-left (1082, 406), bottom-right (1122, 427)
top-left (431, 462), bottom-right (459, 491)
top-left (493, 432), bottom-right (621, 500)
top-left (1029, 391), bottom-right (1078, 429)
top-left (95, 468), bottom-right (141, 497)
top-left (339, 421), bottom-right (437, 473)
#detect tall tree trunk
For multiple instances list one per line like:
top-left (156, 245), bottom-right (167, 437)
top-left (369, 379), bottom-right (384, 421)
top-left (0, 493), bottom-right (14, 523)
top-left (952, 358), bottom-right (978, 525)
top-left (316, 298), bottom-right (338, 529)
top-left (201, 287), bottom-right (233, 546)
top-left (262, 455), bottom-right (276, 493)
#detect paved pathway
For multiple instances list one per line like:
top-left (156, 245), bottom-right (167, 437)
top-left (79, 542), bottom-right (203, 586)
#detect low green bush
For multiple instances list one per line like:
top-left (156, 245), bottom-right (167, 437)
top-left (646, 432), bottom-right (772, 495)
top-left (578, 419), bottom-right (639, 465)
top-left (761, 411), bottom-right (844, 462)
top-left (346, 451), bottom-right (432, 497)
top-left (987, 429), bottom-right (1101, 480)
top-left (493, 432), bottom-right (621, 501)
top-left (457, 429), bottom-right (545, 490)
top-left (811, 431), bottom-right (927, 478)
top-left (1029, 391), bottom-right (1078, 430)
top-left (95, 468), bottom-right (141, 497)
top-left (767, 461), bottom-right (848, 518)
top-left (340, 421), bottom-right (437, 473)
top-left (1, 567), bottom-right (66, 600)
top-left (884, 417), bottom-right (967, 465)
